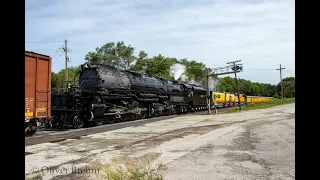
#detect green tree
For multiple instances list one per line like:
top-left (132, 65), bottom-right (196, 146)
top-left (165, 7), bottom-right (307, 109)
top-left (50, 40), bottom-right (288, 98)
top-left (277, 77), bottom-right (295, 98)
top-left (145, 54), bottom-right (175, 79)
top-left (51, 65), bottom-right (82, 91)
top-left (218, 77), bottom-right (236, 92)
top-left (130, 50), bottom-right (149, 73)
top-left (182, 60), bottom-right (207, 82)
top-left (250, 83), bottom-right (261, 95)
top-left (238, 79), bottom-right (252, 95)
top-left (85, 41), bottom-right (136, 70)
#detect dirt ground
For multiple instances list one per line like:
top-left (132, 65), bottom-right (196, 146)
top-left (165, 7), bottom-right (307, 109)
top-left (25, 103), bottom-right (295, 180)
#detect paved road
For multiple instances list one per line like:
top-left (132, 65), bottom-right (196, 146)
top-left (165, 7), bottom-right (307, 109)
top-left (25, 107), bottom-right (233, 146)
top-left (25, 114), bottom-right (180, 146)
top-left (164, 106), bottom-right (295, 180)
top-left (25, 103), bottom-right (295, 180)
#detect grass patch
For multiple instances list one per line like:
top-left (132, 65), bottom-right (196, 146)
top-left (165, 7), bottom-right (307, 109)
top-left (226, 98), bottom-right (295, 113)
top-left (98, 155), bottom-right (164, 180)
top-left (25, 174), bottom-right (43, 180)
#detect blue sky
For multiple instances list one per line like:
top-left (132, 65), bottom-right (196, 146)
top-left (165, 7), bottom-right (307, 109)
top-left (25, 0), bottom-right (295, 85)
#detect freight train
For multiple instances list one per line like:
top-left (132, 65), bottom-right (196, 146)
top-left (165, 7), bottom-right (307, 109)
top-left (48, 63), bottom-right (209, 131)
top-left (210, 92), bottom-right (273, 107)
top-left (25, 52), bottom-right (273, 137)
top-left (47, 63), bottom-right (273, 132)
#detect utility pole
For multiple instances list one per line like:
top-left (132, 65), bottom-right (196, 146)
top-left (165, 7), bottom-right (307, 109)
top-left (63, 39), bottom-right (70, 89)
top-left (276, 64), bottom-right (285, 99)
top-left (206, 68), bottom-right (211, 114)
top-left (227, 60), bottom-right (242, 110)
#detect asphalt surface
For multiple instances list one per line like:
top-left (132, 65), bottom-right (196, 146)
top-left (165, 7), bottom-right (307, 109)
top-left (25, 103), bottom-right (294, 180)
top-left (164, 108), bottom-right (295, 180)
top-left (25, 114), bottom-right (179, 146)
top-left (25, 107), bottom-right (233, 147)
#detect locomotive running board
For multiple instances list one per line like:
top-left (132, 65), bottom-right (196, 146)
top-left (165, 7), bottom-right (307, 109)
top-left (104, 108), bottom-right (148, 116)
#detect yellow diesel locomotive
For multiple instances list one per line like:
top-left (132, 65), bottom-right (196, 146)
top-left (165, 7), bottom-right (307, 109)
top-left (210, 91), bottom-right (273, 108)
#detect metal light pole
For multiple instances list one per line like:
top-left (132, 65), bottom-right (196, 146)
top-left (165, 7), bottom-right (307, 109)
top-left (227, 60), bottom-right (242, 110)
top-left (206, 68), bottom-right (211, 114)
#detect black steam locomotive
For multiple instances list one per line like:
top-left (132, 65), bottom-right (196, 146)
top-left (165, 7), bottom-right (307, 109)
top-left (49, 63), bottom-right (208, 129)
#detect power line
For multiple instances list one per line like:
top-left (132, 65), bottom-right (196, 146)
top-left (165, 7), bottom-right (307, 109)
top-left (52, 52), bottom-right (64, 66)
top-left (68, 41), bottom-right (97, 46)
top-left (238, 68), bottom-right (293, 71)
top-left (54, 51), bottom-right (292, 71)
top-left (25, 41), bottom-right (63, 43)
top-left (245, 69), bottom-right (276, 70)
top-left (25, 49), bottom-right (57, 52)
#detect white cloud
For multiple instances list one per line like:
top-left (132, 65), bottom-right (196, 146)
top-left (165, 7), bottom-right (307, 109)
top-left (25, 0), bottom-right (295, 85)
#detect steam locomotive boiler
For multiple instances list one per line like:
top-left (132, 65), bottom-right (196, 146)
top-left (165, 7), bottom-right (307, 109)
top-left (73, 63), bottom-right (208, 127)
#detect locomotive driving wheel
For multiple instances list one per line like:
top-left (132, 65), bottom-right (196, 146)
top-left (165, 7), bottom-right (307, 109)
top-left (139, 111), bottom-right (146, 119)
top-left (121, 114), bottom-right (129, 122)
top-left (95, 120), bottom-right (103, 126)
top-left (73, 115), bottom-right (84, 129)
top-left (107, 116), bottom-right (116, 124)
top-left (171, 108), bottom-right (177, 115)
top-left (25, 121), bottom-right (37, 137)
top-left (129, 113), bottom-right (137, 121)
top-left (153, 111), bottom-right (159, 117)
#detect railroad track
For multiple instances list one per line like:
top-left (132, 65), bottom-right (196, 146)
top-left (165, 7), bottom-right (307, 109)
top-left (25, 106), bottom-right (236, 147)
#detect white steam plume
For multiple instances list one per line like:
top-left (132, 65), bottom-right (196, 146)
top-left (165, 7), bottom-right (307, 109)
top-left (208, 76), bottom-right (219, 91)
top-left (169, 63), bottom-right (219, 91)
top-left (188, 79), bottom-right (203, 86)
top-left (170, 63), bottom-right (186, 80)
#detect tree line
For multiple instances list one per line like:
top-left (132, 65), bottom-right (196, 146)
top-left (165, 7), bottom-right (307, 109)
top-left (51, 41), bottom-right (295, 98)
top-left (218, 76), bottom-right (295, 98)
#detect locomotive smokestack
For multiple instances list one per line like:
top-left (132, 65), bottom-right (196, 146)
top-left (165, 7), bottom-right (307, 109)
top-left (84, 64), bottom-right (89, 68)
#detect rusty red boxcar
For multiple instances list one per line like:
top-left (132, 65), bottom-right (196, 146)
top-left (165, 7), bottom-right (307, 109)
top-left (25, 51), bottom-right (52, 136)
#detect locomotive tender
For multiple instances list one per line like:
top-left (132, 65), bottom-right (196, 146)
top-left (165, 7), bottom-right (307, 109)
top-left (25, 51), bottom-right (274, 137)
top-left (50, 63), bottom-right (208, 129)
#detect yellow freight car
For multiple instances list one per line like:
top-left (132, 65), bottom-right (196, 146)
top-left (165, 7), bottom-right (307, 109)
top-left (211, 91), bottom-right (234, 107)
top-left (211, 92), bottom-right (226, 107)
top-left (211, 91), bottom-right (273, 107)
top-left (246, 96), bottom-right (273, 103)
top-left (234, 93), bottom-right (246, 104)
top-left (225, 93), bottom-right (235, 107)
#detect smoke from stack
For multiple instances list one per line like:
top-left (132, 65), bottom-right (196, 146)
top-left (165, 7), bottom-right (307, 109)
top-left (170, 64), bottom-right (186, 81)
top-left (170, 63), bottom-right (219, 91)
